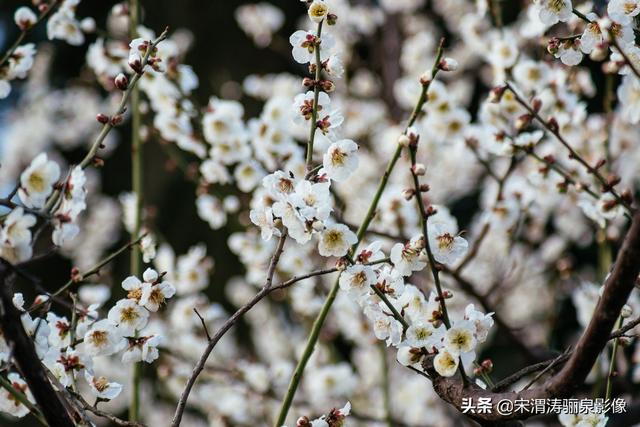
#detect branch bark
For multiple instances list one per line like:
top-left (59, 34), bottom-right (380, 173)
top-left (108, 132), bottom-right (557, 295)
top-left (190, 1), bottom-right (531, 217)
top-left (0, 259), bottom-right (76, 427)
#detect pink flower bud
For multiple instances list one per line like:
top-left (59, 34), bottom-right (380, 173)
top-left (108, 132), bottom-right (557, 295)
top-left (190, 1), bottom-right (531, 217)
top-left (114, 73), bottom-right (129, 90)
top-left (96, 114), bottom-right (109, 124)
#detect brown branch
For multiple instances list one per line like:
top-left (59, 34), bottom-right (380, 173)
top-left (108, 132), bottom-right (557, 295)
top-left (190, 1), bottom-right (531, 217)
top-left (72, 391), bottom-right (146, 427)
top-left (0, 259), bottom-right (76, 427)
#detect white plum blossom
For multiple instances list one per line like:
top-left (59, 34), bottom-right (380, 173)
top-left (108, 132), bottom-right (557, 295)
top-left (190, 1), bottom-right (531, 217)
top-left (196, 194), bottom-right (227, 229)
top-left (139, 269), bottom-right (176, 312)
top-left (364, 305), bottom-right (403, 346)
top-left (444, 320), bottom-right (477, 356)
top-left (534, 0), bottom-right (573, 25)
top-left (107, 299), bottom-right (149, 336)
top-left (0, 208), bottom-right (35, 249)
top-left (339, 264), bottom-right (376, 299)
top-left (559, 412), bottom-right (608, 427)
top-left (578, 193), bottom-right (625, 228)
top-left (405, 321), bottom-right (444, 349)
top-left (289, 30), bottom-right (335, 65)
top-left (18, 153), bottom-right (61, 209)
top-left (433, 349), bottom-right (459, 377)
top-left (580, 20), bottom-right (603, 54)
top-left (122, 334), bottom-right (162, 363)
top-left (0, 373), bottom-right (34, 418)
top-left (14, 7), bottom-right (37, 30)
top-left (322, 139), bottom-right (359, 182)
top-left (308, 0), bottom-right (329, 23)
top-left (390, 238), bottom-right (426, 276)
top-left (47, 7), bottom-right (84, 46)
top-left (83, 319), bottom-right (126, 356)
top-left (84, 371), bottom-right (123, 400)
top-left (235, 3), bottom-right (285, 47)
top-left (617, 75), bottom-right (640, 123)
top-left (428, 221), bottom-right (468, 266)
top-left (608, 0), bottom-right (640, 25)
top-left (318, 223), bottom-right (357, 257)
top-left (465, 304), bottom-right (495, 343)
top-left (250, 206), bottom-right (280, 240)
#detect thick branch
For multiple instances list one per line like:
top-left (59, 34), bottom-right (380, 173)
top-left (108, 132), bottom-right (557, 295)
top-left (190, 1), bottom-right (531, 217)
top-left (0, 260), bottom-right (75, 427)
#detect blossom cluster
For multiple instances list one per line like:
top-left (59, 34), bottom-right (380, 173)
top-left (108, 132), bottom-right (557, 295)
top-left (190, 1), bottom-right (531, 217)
top-left (0, 266), bottom-right (174, 416)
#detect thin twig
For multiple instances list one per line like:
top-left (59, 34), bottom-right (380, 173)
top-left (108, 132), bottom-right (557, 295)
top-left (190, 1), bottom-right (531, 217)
top-left (72, 391), bottom-right (146, 427)
top-left (41, 28), bottom-right (169, 215)
top-left (170, 230), bottom-right (288, 427)
top-left (28, 233), bottom-right (147, 313)
top-left (193, 308), bottom-right (211, 341)
top-left (504, 81), bottom-right (633, 213)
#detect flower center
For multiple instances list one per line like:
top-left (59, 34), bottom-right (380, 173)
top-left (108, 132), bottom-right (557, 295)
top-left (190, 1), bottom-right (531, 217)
top-left (437, 233), bottom-right (455, 250)
top-left (28, 173), bottom-right (46, 193)
top-left (89, 330), bottom-right (108, 347)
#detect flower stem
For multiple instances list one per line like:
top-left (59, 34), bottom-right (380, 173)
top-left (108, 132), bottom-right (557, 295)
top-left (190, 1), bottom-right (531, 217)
top-left (305, 21), bottom-right (324, 171)
top-left (273, 40), bottom-right (446, 427)
top-left (605, 317), bottom-right (624, 400)
top-left (380, 343), bottom-right (393, 427)
top-left (129, 0), bottom-right (142, 421)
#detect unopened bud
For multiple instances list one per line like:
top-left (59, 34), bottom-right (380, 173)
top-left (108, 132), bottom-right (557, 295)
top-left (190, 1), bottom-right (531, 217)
top-left (547, 117), bottom-right (559, 133)
top-left (114, 73), bottom-right (129, 90)
top-left (413, 163), bottom-right (426, 176)
top-left (93, 157), bottom-right (105, 168)
top-left (488, 85), bottom-right (507, 103)
top-left (71, 267), bottom-right (82, 282)
top-left (532, 98), bottom-right (542, 113)
top-left (335, 257), bottom-right (349, 271)
top-left (438, 57), bottom-right (458, 72)
top-left (426, 205), bottom-right (438, 217)
top-left (481, 359), bottom-right (493, 372)
top-left (419, 184), bottom-right (430, 192)
top-left (326, 13), bottom-right (338, 25)
top-left (547, 38), bottom-right (560, 56)
top-left (398, 134), bottom-right (411, 147)
top-left (80, 17), bottom-right (96, 33)
top-left (129, 58), bottom-right (143, 74)
top-left (419, 70), bottom-right (433, 86)
top-left (14, 7), bottom-right (37, 30)
top-left (110, 114), bottom-right (124, 126)
top-left (594, 158), bottom-right (607, 170)
top-left (296, 416), bottom-right (311, 427)
top-left (557, 181), bottom-right (568, 193)
top-left (319, 79), bottom-right (335, 92)
top-left (402, 188), bottom-right (415, 201)
top-left (606, 174), bottom-right (621, 187)
top-left (515, 113), bottom-right (532, 131)
top-left (602, 61), bottom-right (619, 74)
top-left (96, 113), bottom-right (109, 124)
top-left (302, 77), bottom-right (315, 87)
top-left (590, 44), bottom-right (609, 62)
